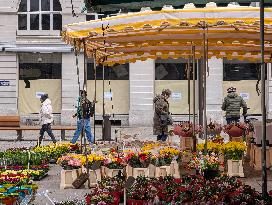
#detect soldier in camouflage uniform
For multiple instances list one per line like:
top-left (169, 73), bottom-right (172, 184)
top-left (153, 89), bottom-right (172, 141)
top-left (222, 87), bottom-right (248, 124)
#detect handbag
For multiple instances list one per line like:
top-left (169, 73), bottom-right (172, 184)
top-left (160, 114), bottom-right (173, 126)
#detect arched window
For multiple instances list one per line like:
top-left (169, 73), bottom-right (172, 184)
top-left (18, 0), bottom-right (62, 31)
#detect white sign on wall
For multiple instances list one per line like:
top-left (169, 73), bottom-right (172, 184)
top-left (240, 93), bottom-right (250, 100)
top-left (36, 92), bottom-right (45, 99)
top-left (104, 92), bottom-right (113, 99)
top-left (172, 92), bottom-right (182, 100)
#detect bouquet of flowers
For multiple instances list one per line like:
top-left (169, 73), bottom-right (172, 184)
top-left (127, 176), bottom-right (157, 202)
top-left (125, 151), bottom-right (151, 168)
top-left (223, 141), bottom-right (246, 160)
top-left (197, 142), bottom-right (223, 155)
top-left (85, 189), bottom-right (119, 205)
top-left (188, 153), bottom-right (222, 172)
top-left (173, 122), bottom-right (202, 138)
top-left (151, 153), bottom-right (173, 167)
top-left (84, 154), bottom-right (105, 169)
top-left (207, 121), bottom-right (222, 136)
top-left (57, 155), bottom-right (82, 170)
top-left (223, 122), bottom-right (249, 137)
top-left (103, 154), bottom-right (126, 169)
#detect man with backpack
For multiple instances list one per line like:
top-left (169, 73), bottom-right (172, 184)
top-left (71, 90), bottom-right (95, 144)
top-left (222, 87), bottom-right (248, 124)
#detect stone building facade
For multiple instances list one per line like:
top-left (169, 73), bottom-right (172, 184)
top-left (0, 0), bottom-right (271, 126)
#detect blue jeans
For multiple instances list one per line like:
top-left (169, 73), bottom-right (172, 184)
top-left (71, 118), bottom-right (94, 144)
top-left (157, 134), bottom-right (167, 142)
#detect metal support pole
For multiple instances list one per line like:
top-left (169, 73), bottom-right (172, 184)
top-left (192, 45), bottom-right (197, 152)
top-left (202, 29), bottom-right (208, 153)
top-left (102, 65), bottom-right (105, 140)
top-left (187, 58), bottom-right (191, 122)
top-left (260, 0), bottom-right (267, 197)
top-left (93, 54), bottom-right (97, 143)
top-left (83, 39), bottom-right (90, 188)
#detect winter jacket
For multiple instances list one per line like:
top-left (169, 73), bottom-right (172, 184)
top-left (74, 97), bottom-right (94, 119)
top-left (153, 95), bottom-right (170, 135)
top-left (222, 92), bottom-right (247, 118)
top-left (40, 99), bottom-right (53, 124)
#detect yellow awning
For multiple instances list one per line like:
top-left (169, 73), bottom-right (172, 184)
top-left (63, 5), bottom-right (272, 65)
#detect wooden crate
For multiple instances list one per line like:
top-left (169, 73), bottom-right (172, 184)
top-left (60, 168), bottom-right (81, 189)
top-left (251, 144), bottom-right (271, 170)
top-left (227, 160), bottom-right (244, 177)
top-left (155, 166), bottom-right (171, 178)
top-left (81, 166), bottom-right (101, 187)
top-left (104, 167), bottom-right (124, 178)
top-left (132, 167), bottom-right (150, 178)
top-left (230, 136), bottom-right (243, 142)
top-left (180, 137), bottom-right (193, 151)
top-left (170, 160), bottom-right (180, 178)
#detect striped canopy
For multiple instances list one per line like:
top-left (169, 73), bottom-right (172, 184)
top-left (63, 3), bottom-right (272, 66)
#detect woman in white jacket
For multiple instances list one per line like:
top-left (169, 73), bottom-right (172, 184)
top-left (38, 94), bottom-right (56, 146)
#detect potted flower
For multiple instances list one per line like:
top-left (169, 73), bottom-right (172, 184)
top-left (223, 141), bottom-right (246, 177)
top-left (223, 122), bottom-right (249, 140)
top-left (173, 122), bottom-right (202, 150)
top-left (207, 121), bottom-right (222, 137)
top-left (127, 176), bottom-right (157, 205)
top-left (125, 151), bottom-right (151, 178)
top-left (103, 154), bottom-right (126, 178)
top-left (98, 176), bottom-right (125, 203)
top-left (187, 153), bottom-right (222, 180)
top-left (85, 188), bottom-right (119, 205)
top-left (57, 155), bottom-right (82, 189)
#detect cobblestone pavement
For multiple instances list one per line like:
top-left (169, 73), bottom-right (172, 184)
top-left (0, 126), bottom-right (271, 204)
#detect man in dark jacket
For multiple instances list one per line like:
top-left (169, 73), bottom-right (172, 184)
top-left (153, 89), bottom-right (172, 141)
top-left (222, 87), bottom-right (248, 124)
top-left (71, 90), bottom-right (95, 144)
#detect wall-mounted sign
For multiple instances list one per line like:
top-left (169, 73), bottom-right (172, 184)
top-left (240, 92), bottom-right (250, 100)
top-left (36, 92), bottom-right (45, 99)
top-left (0, 80), bottom-right (10, 86)
top-left (104, 92), bottom-right (113, 99)
top-left (172, 92), bottom-right (181, 100)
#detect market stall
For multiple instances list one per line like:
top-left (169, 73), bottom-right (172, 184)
top-left (62, 2), bottom-right (272, 196)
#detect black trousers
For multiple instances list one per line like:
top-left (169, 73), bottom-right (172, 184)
top-left (226, 117), bottom-right (240, 124)
top-left (39, 123), bottom-right (56, 144)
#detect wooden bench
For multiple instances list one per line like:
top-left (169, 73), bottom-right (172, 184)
top-left (0, 116), bottom-right (76, 141)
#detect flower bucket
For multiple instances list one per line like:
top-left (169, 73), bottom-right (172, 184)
top-left (207, 122), bottom-right (222, 136)
top-left (225, 125), bottom-right (243, 137)
top-left (203, 169), bottom-right (219, 180)
top-left (127, 199), bottom-right (149, 205)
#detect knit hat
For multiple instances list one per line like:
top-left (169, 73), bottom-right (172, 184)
top-left (227, 87), bottom-right (236, 93)
top-left (40, 93), bottom-right (48, 101)
top-left (162, 89), bottom-right (172, 96)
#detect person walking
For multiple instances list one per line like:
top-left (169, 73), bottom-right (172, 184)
top-left (222, 87), bottom-right (248, 124)
top-left (38, 94), bottom-right (56, 146)
top-left (71, 90), bottom-right (94, 145)
top-left (153, 89), bottom-right (172, 141)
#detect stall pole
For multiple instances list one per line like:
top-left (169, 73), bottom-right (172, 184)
top-left (192, 45), bottom-right (197, 152)
top-left (83, 39), bottom-right (90, 188)
top-left (260, 0), bottom-right (267, 197)
top-left (203, 27), bottom-right (208, 153)
top-left (93, 52), bottom-right (97, 143)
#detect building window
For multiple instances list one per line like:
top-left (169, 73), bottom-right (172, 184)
top-left (155, 59), bottom-right (197, 80)
top-left (87, 64), bottom-right (129, 80)
top-left (223, 60), bottom-right (267, 81)
top-left (86, 13), bottom-right (107, 21)
top-left (18, 0), bottom-right (62, 31)
top-left (19, 53), bottom-right (62, 80)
